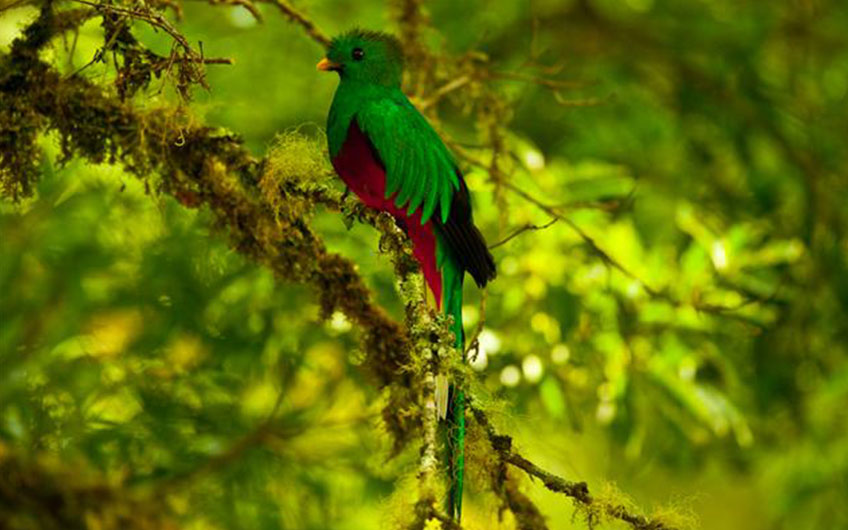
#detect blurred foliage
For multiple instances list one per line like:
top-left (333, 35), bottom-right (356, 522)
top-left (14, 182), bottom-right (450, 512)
top-left (1, 0), bottom-right (847, 529)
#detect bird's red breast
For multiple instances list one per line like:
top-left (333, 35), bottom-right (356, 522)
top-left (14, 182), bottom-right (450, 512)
top-left (332, 122), bottom-right (443, 306)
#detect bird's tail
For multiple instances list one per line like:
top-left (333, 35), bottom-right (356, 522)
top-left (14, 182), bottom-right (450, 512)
top-left (442, 260), bottom-right (465, 521)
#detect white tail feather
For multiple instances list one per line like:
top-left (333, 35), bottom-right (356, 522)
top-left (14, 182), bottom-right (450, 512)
top-left (435, 374), bottom-right (449, 420)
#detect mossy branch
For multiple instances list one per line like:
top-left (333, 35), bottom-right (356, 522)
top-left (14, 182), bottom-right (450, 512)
top-left (471, 407), bottom-right (687, 530)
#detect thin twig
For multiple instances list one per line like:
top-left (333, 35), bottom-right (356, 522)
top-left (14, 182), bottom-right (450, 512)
top-left (67, 0), bottom-right (232, 63)
top-left (489, 218), bottom-right (558, 250)
top-left (493, 70), bottom-right (587, 90)
top-left (417, 75), bottom-right (472, 110)
top-left (261, 0), bottom-right (331, 47)
top-left (70, 0), bottom-right (190, 50)
top-left (553, 91), bottom-right (613, 107)
top-left (464, 289), bottom-right (487, 360)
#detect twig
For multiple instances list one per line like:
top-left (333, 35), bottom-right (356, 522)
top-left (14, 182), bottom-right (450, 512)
top-left (493, 70), bottom-right (586, 90)
top-left (489, 218), bottom-right (557, 249)
top-left (67, 0), bottom-right (233, 85)
top-left (417, 75), bottom-right (472, 110)
top-left (552, 91), bottom-right (613, 108)
top-left (66, 47), bottom-right (105, 78)
top-left (66, 0), bottom-right (233, 66)
top-left (70, 0), bottom-right (191, 50)
top-left (505, 452), bottom-right (591, 502)
top-left (261, 0), bottom-right (331, 47)
top-left (198, 57), bottom-right (234, 64)
top-left (219, 0), bottom-right (263, 21)
top-left (464, 290), bottom-right (487, 360)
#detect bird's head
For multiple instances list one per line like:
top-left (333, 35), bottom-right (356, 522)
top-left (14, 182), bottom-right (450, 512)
top-left (317, 29), bottom-right (404, 88)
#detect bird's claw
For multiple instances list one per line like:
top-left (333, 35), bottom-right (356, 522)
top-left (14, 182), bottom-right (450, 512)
top-left (341, 196), bottom-right (367, 230)
top-left (342, 206), bottom-right (356, 230)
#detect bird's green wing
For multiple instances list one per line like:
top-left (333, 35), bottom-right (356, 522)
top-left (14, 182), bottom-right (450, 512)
top-left (356, 95), bottom-right (460, 224)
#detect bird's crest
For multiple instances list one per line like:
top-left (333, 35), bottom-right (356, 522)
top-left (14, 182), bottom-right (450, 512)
top-left (330, 28), bottom-right (404, 65)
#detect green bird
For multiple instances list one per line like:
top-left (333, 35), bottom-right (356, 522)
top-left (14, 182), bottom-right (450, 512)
top-left (318, 29), bottom-right (496, 520)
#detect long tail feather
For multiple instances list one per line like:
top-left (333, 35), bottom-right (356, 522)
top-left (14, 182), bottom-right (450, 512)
top-left (447, 385), bottom-right (465, 519)
top-left (442, 260), bottom-right (465, 520)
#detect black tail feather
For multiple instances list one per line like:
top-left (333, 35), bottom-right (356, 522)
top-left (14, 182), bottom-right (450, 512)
top-left (434, 177), bottom-right (496, 287)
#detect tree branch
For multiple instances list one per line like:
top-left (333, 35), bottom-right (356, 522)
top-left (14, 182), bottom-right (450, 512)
top-left (471, 407), bottom-right (679, 530)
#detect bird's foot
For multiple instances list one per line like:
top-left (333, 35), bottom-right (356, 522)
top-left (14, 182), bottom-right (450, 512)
top-left (341, 196), bottom-right (367, 230)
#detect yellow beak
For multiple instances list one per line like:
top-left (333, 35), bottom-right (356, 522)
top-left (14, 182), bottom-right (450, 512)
top-left (316, 58), bottom-right (340, 71)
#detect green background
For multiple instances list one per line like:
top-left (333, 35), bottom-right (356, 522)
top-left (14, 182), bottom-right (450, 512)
top-left (2, 0), bottom-right (847, 528)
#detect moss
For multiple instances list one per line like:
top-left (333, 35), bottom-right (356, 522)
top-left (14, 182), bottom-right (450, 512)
top-left (579, 482), bottom-right (639, 528)
top-left (264, 128), bottom-right (331, 187)
top-left (649, 505), bottom-right (698, 530)
top-left (261, 128), bottom-right (333, 229)
top-left (463, 415), bottom-right (501, 492)
top-left (0, 96), bottom-right (41, 200)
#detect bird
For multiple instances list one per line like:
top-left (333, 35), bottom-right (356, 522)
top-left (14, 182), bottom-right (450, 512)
top-left (318, 28), bottom-right (496, 521)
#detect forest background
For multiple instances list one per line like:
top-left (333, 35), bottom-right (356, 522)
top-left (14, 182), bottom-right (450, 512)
top-left (1, 0), bottom-right (847, 529)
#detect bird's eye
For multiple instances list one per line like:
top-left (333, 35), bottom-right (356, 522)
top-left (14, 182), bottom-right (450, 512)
top-left (352, 48), bottom-right (365, 61)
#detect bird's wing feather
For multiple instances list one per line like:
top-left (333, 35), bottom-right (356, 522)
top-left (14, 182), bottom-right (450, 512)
top-left (356, 96), bottom-right (460, 224)
top-left (356, 95), bottom-right (496, 288)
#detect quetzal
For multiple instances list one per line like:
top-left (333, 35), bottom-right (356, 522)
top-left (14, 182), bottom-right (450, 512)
top-left (318, 29), bottom-right (496, 520)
